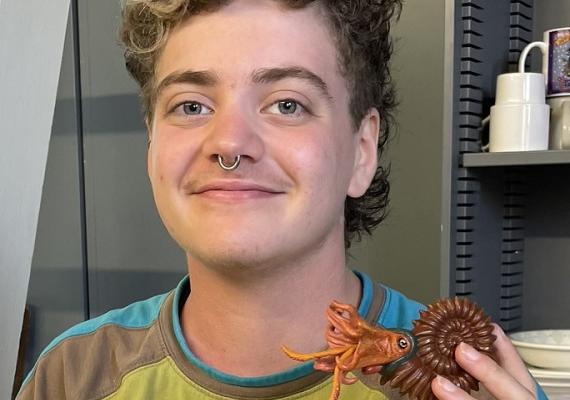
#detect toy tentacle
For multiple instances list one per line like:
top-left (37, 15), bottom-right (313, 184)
top-left (281, 345), bottom-right (349, 362)
top-left (337, 341), bottom-right (362, 371)
top-left (326, 327), bottom-right (358, 347)
top-left (330, 366), bottom-right (342, 400)
top-left (340, 374), bottom-right (358, 385)
top-left (314, 358), bottom-right (336, 373)
top-left (327, 307), bottom-right (363, 340)
top-left (334, 345), bottom-right (356, 372)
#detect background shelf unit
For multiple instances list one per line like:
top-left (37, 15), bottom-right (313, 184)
top-left (462, 150), bottom-right (570, 167)
top-left (448, 0), bottom-right (570, 332)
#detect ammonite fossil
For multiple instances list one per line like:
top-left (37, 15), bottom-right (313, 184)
top-left (282, 297), bottom-right (496, 400)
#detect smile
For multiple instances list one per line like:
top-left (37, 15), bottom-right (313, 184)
top-left (195, 189), bottom-right (282, 201)
top-left (190, 181), bottom-right (285, 201)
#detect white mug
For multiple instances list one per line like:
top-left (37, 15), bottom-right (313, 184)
top-left (547, 96), bottom-right (570, 150)
top-left (489, 103), bottom-right (550, 152)
top-left (486, 72), bottom-right (549, 152)
top-left (519, 27), bottom-right (570, 97)
top-left (495, 72), bottom-right (546, 105)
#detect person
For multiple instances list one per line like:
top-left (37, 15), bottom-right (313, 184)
top-left (17, 1), bottom-right (546, 399)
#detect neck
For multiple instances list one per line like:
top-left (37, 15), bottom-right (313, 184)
top-left (179, 243), bottom-right (361, 377)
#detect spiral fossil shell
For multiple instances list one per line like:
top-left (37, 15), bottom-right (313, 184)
top-left (380, 297), bottom-right (496, 400)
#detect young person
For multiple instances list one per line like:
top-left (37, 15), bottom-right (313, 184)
top-left (18, 1), bottom-right (545, 399)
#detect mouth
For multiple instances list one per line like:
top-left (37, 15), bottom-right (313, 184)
top-left (374, 337), bottom-right (391, 354)
top-left (191, 181), bottom-right (285, 201)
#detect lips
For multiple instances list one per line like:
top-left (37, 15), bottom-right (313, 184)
top-left (190, 180), bottom-right (284, 200)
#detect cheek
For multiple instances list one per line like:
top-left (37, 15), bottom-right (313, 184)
top-left (277, 128), bottom-right (354, 200)
top-left (151, 127), bottom-right (200, 186)
top-left (282, 134), bottom-right (330, 184)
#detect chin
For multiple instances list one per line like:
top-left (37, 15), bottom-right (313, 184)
top-left (182, 234), bottom-right (286, 271)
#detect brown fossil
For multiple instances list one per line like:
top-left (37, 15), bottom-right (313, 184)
top-left (283, 297), bottom-right (496, 400)
top-left (381, 297), bottom-right (497, 400)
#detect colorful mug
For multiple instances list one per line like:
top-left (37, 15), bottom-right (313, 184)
top-left (519, 27), bottom-right (570, 97)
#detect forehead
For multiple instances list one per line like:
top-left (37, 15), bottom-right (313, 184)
top-left (155, 0), bottom-right (340, 87)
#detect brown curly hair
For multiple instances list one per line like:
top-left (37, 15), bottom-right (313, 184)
top-left (120, 0), bottom-right (402, 248)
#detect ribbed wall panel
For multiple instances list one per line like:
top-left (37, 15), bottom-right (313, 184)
top-left (451, 0), bottom-right (534, 332)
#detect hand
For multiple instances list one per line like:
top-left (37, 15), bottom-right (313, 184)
top-left (431, 324), bottom-right (536, 400)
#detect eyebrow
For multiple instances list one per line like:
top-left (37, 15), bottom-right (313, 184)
top-left (251, 67), bottom-right (333, 102)
top-left (155, 70), bottom-right (218, 98)
top-left (155, 66), bottom-right (333, 102)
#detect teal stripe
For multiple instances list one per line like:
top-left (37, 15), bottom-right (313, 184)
top-left (44, 292), bottom-right (168, 354)
top-left (377, 285), bottom-right (425, 330)
top-left (21, 292), bottom-right (168, 390)
top-left (354, 270), bottom-right (373, 316)
top-left (172, 271), bottom-right (373, 387)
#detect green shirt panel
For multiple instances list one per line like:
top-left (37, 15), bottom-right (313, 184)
top-left (103, 357), bottom-right (389, 400)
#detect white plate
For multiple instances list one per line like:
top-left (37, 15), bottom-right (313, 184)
top-left (542, 388), bottom-right (570, 400)
top-left (537, 380), bottom-right (570, 388)
top-left (530, 367), bottom-right (570, 380)
top-left (510, 330), bottom-right (570, 370)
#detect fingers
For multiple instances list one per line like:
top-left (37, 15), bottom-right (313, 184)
top-left (432, 375), bottom-right (474, 400)
top-left (361, 365), bottom-right (382, 374)
top-left (453, 341), bottom-right (534, 400)
top-left (433, 324), bottom-right (538, 400)
top-left (490, 324), bottom-right (536, 394)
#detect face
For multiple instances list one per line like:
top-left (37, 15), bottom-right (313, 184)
top-left (148, 0), bottom-right (378, 270)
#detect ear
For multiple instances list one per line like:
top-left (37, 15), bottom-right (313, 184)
top-left (146, 117), bottom-right (153, 180)
top-left (347, 108), bottom-right (380, 198)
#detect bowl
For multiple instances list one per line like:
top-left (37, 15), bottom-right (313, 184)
top-left (510, 330), bottom-right (570, 370)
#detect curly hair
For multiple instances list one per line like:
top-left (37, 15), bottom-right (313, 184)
top-left (120, 0), bottom-right (402, 248)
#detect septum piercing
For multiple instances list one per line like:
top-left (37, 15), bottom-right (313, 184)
top-left (217, 154), bottom-right (241, 171)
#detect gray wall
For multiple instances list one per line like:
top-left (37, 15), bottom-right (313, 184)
top-left (524, 165), bottom-right (570, 330)
top-left (0, 0), bottom-right (70, 396)
top-left (26, 10), bottom-right (85, 372)
top-left (522, 1), bottom-right (570, 330)
top-left (77, 0), bottom-right (185, 316)
top-left (25, 0), bottom-right (185, 376)
top-left (350, 0), bottom-right (445, 305)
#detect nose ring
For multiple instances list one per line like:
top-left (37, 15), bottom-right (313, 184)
top-left (217, 154), bottom-right (241, 171)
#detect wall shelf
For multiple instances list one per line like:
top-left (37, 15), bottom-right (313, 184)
top-left (462, 150), bottom-right (570, 167)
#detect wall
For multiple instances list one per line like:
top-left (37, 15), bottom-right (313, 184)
top-left (1, 1), bottom-right (70, 395)
top-left (24, 0), bottom-right (185, 377)
top-left (77, 0), bottom-right (185, 316)
top-left (524, 165), bottom-right (570, 330)
top-left (349, 0), bottom-right (445, 305)
top-left (522, 0), bottom-right (570, 330)
top-left (26, 10), bottom-right (84, 372)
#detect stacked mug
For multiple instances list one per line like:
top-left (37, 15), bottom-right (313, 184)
top-left (487, 72), bottom-right (549, 152)
top-left (519, 27), bottom-right (570, 150)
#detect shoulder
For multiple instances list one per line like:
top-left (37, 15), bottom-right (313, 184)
top-left (17, 292), bottom-right (172, 400)
top-left (377, 284), bottom-right (426, 331)
top-left (39, 291), bottom-right (169, 357)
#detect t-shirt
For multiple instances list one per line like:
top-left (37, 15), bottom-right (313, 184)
top-left (16, 271), bottom-right (547, 399)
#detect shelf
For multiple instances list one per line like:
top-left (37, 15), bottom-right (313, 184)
top-left (462, 150), bottom-right (570, 167)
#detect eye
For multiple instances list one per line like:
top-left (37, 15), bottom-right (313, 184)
top-left (172, 101), bottom-right (213, 116)
top-left (183, 101), bottom-right (212, 115)
top-left (265, 99), bottom-right (307, 117)
top-left (398, 337), bottom-right (409, 349)
top-left (278, 100), bottom-right (298, 114)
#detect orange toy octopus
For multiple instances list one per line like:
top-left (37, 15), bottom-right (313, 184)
top-left (282, 300), bottom-right (416, 400)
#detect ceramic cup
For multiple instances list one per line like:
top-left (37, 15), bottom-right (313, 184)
top-left (519, 27), bottom-right (570, 97)
top-left (547, 96), bottom-right (570, 149)
top-left (487, 72), bottom-right (549, 152)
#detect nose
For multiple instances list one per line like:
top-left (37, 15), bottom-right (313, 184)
top-left (201, 105), bottom-right (264, 167)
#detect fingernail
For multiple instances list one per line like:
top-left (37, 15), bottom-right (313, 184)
top-left (459, 342), bottom-right (481, 362)
top-left (436, 375), bottom-right (458, 393)
top-left (492, 323), bottom-right (505, 339)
